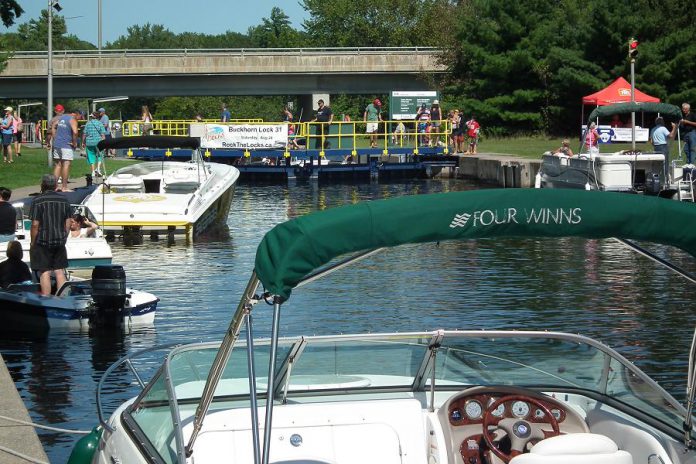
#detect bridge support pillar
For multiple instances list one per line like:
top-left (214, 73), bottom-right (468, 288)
top-left (299, 93), bottom-right (330, 121)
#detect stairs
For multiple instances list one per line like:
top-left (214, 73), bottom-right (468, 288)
top-left (678, 180), bottom-right (694, 202)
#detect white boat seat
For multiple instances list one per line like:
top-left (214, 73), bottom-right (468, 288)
top-left (109, 173), bottom-right (145, 193)
top-left (509, 433), bottom-right (632, 464)
top-left (163, 170), bottom-right (199, 193)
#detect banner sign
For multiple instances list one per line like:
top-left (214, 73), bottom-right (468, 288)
top-left (390, 91), bottom-right (439, 120)
top-left (581, 125), bottom-right (649, 143)
top-left (200, 124), bottom-right (288, 149)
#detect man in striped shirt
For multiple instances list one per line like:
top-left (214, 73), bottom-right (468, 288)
top-left (29, 174), bottom-right (72, 295)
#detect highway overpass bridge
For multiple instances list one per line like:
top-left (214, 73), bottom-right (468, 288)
top-left (0, 47), bottom-right (446, 99)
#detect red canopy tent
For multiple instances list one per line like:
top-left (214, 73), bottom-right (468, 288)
top-left (583, 77), bottom-right (660, 106)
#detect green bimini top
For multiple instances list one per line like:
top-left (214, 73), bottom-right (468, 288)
top-left (255, 189), bottom-right (696, 300)
top-left (587, 102), bottom-right (681, 123)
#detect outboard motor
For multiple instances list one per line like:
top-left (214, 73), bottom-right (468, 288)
top-left (645, 172), bottom-right (662, 195)
top-left (90, 265), bottom-right (127, 327)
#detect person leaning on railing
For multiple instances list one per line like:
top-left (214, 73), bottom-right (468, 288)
top-left (310, 99), bottom-right (333, 149)
top-left (430, 100), bottom-right (443, 147)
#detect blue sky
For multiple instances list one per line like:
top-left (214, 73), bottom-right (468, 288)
top-left (8, 0), bottom-right (309, 45)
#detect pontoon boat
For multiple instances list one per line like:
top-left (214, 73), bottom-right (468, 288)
top-left (537, 102), bottom-right (690, 197)
top-left (74, 189), bottom-right (696, 464)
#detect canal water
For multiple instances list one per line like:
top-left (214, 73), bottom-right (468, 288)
top-left (1, 180), bottom-right (695, 463)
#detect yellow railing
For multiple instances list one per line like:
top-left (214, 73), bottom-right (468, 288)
top-left (98, 119), bottom-right (455, 155)
top-left (122, 119), bottom-right (264, 136)
top-left (301, 119), bottom-right (453, 155)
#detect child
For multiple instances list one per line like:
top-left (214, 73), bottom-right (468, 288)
top-left (465, 116), bottom-right (480, 155)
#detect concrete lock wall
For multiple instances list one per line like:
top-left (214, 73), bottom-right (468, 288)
top-left (458, 155), bottom-right (541, 188)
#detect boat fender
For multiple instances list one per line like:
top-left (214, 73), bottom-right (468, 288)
top-left (67, 426), bottom-right (102, 464)
top-left (534, 172), bottom-right (541, 189)
top-left (585, 182), bottom-right (591, 191)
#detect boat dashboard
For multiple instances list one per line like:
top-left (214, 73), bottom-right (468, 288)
top-left (438, 386), bottom-right (589, 464)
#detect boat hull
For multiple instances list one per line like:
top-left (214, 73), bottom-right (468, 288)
top-left (81, 161), bottom-right (239, 241)
top-left (0, 288), bottom-right (158, 331)
top-left (538, 152), bottom-right (665, 192)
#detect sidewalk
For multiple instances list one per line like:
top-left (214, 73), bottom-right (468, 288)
top-left (12, 175), bottom-right (91, 204)
top-left (0, 355), bottom-right (49, 464)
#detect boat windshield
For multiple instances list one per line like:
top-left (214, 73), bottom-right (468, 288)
top-left (125, 331), bottom-right (688, 464)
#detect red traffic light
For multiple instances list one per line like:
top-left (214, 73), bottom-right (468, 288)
top-left (628, 38), bottom-right (639, 59)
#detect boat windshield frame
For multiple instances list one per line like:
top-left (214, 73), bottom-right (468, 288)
top-left (101, 330), bottom-right (692, 464)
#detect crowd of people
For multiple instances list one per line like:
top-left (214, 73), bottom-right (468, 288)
top-left (264, 98), bottom-right (483, 154)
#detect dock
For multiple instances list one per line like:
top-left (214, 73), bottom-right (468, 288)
top-left (0, 355), bottom-right (48, 464)
top-left (130, 147), bottom-right (541, 186)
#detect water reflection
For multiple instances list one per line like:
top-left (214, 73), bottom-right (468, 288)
top-left (0, 180), bottom-right (694, 462)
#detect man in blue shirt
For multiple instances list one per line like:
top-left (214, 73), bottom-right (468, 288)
top-left (651, 117), bottom-right (677, 180)
top-left (98, 107), bottom-right (110, 132)
top-left (221, 104), bottom-right (231, 122)
top-left (50, 104), bottom-right (78, 192)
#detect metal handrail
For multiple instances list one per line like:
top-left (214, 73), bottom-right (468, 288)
top-left (120, 119), bottom-right (455, 154)
top-left (91, 328), bottom-right (694, 461)
top-left (10, 46), bottom-right (441, 59)
top-left (96, 342), bottom-right (182, 433)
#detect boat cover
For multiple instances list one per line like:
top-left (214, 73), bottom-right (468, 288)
top-left (97, 135), bottom-right (200, 150)
top-left (255, 189), bottom-right (696, 299)
top-left (587, 102), bottom-right (681, 123)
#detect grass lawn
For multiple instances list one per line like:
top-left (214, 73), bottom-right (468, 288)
top-left (0, 146), bottom-right (140, 190)
top-left (480, 137), bottom-right (662, 159)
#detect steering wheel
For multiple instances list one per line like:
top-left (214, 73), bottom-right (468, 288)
top-left (482, 395), bottom-right (560, 463)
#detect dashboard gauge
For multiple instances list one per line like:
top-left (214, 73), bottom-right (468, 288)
top-left (511, 401), bottom-right (530, 418)
top-left (534, 408), bottom-right (545, 419)
top-left (451, 409), bottom-right (462, 422)
top-left (465, 400), bottom-right (483, 419)
top-left (488, 398), bottom-right (506, 417)
top-left (551, 409), bottom-right (562, 420)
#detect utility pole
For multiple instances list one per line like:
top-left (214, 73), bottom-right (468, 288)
top-left (98, 0), bottom-right (102, 52)
top-left (47, 0), bottom-right (53, 167)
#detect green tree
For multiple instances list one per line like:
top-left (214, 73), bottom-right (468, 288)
top-left (248, 7), bottom-right (303, 48)
top-left (108, 24), bottom-right (178, 49)
top-left (1, 9), bottom-right (93, 50)
top-left (301, 0), bottom-right (450, 47)
top-left (0, 0), bottom-right (23, 27)
top-left (440, 0), bottom-right (696, 135)
top-left (107, 24), bottom-right (256, 49)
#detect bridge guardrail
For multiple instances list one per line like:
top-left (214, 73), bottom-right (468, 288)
top-left (9, 47), bottom-right (441, 59)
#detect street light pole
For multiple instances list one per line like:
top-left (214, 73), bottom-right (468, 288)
top-left (631, 58), bottom-right (636, 151)
top-left (98, 0), bottom-right (102, 51)
top-left (47, 0), bottom-right (53, 167)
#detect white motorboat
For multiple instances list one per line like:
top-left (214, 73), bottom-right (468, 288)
top-left (74, 189), bottom-right (696, 464)
top-left (0, 265), bottom-right (158, 331)
top-left (81, 136), bottom-right (240, 241)
top-left (537, 102), bottom-right (683, 194)
top-left (0, 202), bottom-right (112, 269)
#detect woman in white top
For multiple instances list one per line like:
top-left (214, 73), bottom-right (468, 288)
top-left (68, 215), bottom-right (97, 239)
